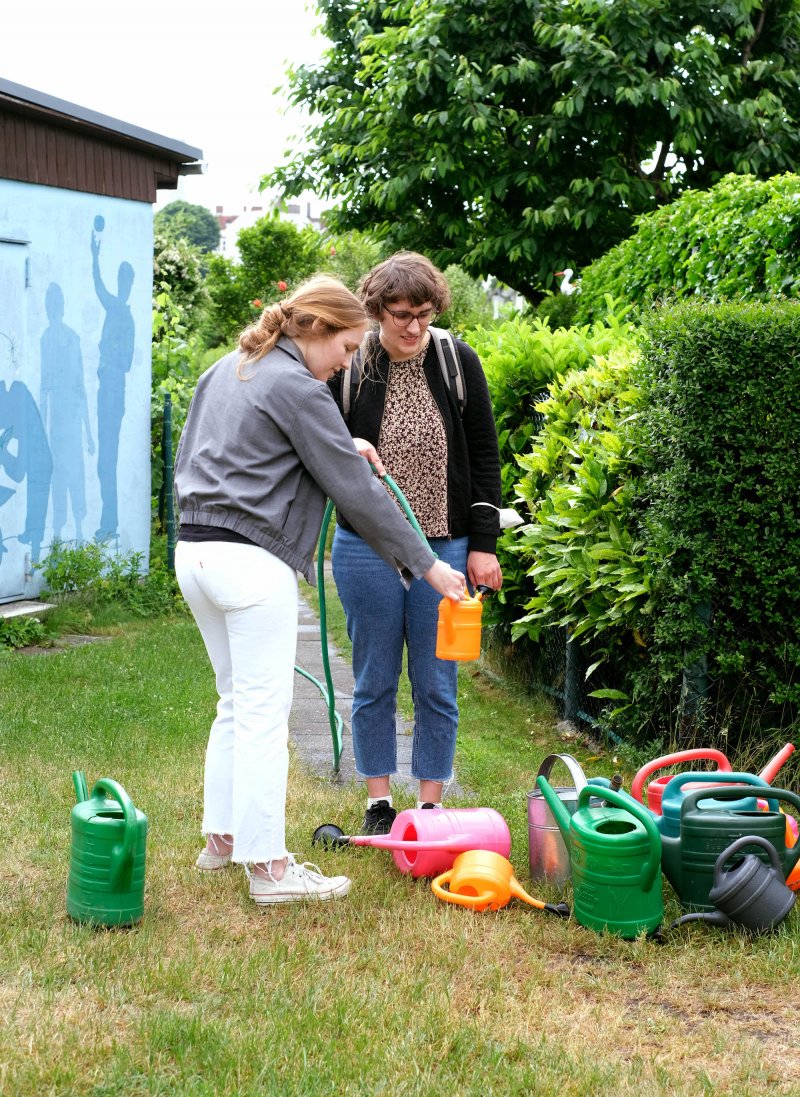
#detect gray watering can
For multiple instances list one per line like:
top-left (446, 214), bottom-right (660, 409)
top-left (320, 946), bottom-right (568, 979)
top-left (527, 753), bottom-right (616, 887)
top-left (668, 836), bottom-right (796, 934)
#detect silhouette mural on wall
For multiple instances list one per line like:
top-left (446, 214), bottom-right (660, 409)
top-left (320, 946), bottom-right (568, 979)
top-left (91, 215), bottom-right (135, 541)
top-left (0, 332), bottom-right (53, 567)
top-left (40, 282), bottom-right (95, 544)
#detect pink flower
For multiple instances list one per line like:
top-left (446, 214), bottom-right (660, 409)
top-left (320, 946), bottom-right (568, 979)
top-left (252, 298), bottom-right (263, 308)
top-left (329, 246), bottom-right (337, 256)
top-left (277, 280), bottom-right (288, 292)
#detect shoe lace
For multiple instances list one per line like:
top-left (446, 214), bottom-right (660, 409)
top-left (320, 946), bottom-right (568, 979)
top-left (366, 800), bottom-right (394, 824)
top-left (286, 854), bottom-right (327, 884)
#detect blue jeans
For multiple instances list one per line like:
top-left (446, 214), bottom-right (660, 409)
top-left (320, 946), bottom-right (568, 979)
top-left (332, 527), bottom-right (469, 782)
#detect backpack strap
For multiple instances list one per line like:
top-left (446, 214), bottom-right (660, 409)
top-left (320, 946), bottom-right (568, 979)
top-left (341, 346), bottom-right (363, 424)
top-left (429, 326), bottom-right (466, 416)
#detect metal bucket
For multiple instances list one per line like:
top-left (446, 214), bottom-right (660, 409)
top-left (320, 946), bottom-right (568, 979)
top-left (527, 753), bottom-right (587, 886)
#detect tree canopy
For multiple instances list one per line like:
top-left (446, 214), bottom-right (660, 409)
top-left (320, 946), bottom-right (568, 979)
top-left (154, 200), bottom-right (221, 253)
top-left (270, 0), bottom-right (800, 298)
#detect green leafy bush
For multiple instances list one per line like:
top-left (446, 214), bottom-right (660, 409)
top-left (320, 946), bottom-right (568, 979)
top-left (437, 266), bottom-right (494, 337)
top-left (467, 302), bottom-right (638, 662)
top-left (38, 541), bottom-right (185, 619)
top-left (575, 173), bottom-right (800, 325)
top-left (0, 615), bottom-right (48, 650)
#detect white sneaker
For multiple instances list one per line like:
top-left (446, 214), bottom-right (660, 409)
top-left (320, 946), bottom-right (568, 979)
top-left (195, 848), bottom-right (232, 871)
top-left (249, 855), bottom-right (351, 905)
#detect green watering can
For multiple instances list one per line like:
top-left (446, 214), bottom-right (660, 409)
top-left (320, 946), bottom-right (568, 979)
top-left (660, 784), bottom-right (800, 912)
top-left (66, 772), bottom-right (148, 927)
top-left (536, 779), bottom-right (663, 939)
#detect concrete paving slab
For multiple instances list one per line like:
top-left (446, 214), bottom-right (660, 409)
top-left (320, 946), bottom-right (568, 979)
top-left (290, 583), bottom-right (463, 800)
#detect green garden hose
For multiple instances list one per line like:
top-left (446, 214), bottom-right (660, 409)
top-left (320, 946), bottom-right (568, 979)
top-left (294, 472), bottom-right (431, 773)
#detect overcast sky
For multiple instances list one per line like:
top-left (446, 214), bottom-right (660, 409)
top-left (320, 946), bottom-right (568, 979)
top-left (2, 1), bottom-right (328, 212)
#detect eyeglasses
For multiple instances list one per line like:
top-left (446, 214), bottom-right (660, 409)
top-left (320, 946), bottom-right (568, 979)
top-left (383, 305), bottom-right (436, 329)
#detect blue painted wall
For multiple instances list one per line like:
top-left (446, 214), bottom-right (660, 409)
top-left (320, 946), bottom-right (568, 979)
top-left (0, 180), bottom-right (152, 602)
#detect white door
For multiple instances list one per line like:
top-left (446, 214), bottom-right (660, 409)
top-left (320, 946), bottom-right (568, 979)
top-left (0, 240), bottom-right (31, 602)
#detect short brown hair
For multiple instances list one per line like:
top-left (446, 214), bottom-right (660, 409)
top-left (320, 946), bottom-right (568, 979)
top-left (358, 252), bottom-right (451, 319)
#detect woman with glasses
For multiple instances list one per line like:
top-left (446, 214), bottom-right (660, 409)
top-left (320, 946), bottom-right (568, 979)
top-left (329, 252), bottom-right (503, 835)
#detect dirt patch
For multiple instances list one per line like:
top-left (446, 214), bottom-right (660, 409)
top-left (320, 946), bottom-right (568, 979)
top-left (14, 635), bottom-right (112, 655)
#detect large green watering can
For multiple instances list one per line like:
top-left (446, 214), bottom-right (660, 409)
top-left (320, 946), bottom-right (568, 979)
top-left (66, 772), bottom-right (148, 927)
top-left (660, 784), bottom-right (800, 912)
top-left (536, 778), bottom-right (663, 939)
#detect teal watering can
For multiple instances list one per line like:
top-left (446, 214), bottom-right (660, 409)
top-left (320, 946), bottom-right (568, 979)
top-left (537, 778), bottom-right (663, 939)
top-left (659, 784), bottom-right (800, 911)
top-left (67, 771), bottom-right (148, 927)
top-left (657, 771), bottom-right (777, 840)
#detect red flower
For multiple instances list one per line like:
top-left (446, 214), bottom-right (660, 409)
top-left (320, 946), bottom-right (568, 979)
top-left (277, 280), bottom-right (288, 292)
top-left (329, 246), bottom-right (337, 256)
top-left (252, 298), bottom-right (263, 308)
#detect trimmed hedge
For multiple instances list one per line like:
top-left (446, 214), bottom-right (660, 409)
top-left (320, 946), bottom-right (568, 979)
top-left (627, 300), bottom-right (800, 745)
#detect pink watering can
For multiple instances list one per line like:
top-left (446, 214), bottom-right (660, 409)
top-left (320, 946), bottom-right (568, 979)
top-left (311, 807), bottom-right (511, 878)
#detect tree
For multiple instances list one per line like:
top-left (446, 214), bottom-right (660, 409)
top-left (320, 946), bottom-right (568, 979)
top-left (201, 213), bottom-right (322, 345)
top-left (270, 0), bottom-right (800, 299)
top-left (152, 230), bottom-right (207, 331)
top-left (154, 200), bottom-right (220, 253)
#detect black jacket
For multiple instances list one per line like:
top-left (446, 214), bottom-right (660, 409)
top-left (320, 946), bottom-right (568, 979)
top-left (328, 332), bottom-right (501, 554)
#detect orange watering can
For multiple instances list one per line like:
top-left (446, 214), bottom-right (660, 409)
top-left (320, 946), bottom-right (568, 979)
top-left (431, 849), bottom-right (569, 916)
top-left (436, 586), bottom-right (491, 662)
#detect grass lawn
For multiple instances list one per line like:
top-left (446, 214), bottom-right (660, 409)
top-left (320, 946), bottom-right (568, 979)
top-left (2, 600), bottom-right (799, 1096)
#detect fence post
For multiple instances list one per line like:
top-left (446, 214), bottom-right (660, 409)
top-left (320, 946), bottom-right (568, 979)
top-left (564, 628), bottom-right (582, 726)
top-left (162, 393), bottom-right (175, 572)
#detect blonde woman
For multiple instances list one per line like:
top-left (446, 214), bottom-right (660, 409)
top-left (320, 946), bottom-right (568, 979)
top-left (174, 275), bottom-right (465, 906)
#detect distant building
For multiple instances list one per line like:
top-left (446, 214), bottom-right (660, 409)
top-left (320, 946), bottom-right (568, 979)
top-left (214, 192), bottom-right (324, 261)
top-left (0, 77), bottom-right (202, 602)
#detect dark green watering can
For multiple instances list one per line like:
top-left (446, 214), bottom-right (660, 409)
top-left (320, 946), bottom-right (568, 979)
top-left (537, 779), bottom-right (663, 939)
top-left (67, 772), bottom-right (148, 927)
top-left (660, 784), bottom-right (800, 911)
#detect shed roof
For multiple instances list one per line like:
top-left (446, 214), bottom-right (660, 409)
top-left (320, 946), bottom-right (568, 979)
top-left (0, 77), bottom-right (205, 202)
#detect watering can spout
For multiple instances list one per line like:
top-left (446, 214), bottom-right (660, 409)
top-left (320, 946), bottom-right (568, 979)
top-left (72, 770), bottom-right (89, 804)
top-left (536, 775), bottom-right (572, 844)
top-left (759, 742), bottom-right (795, 785)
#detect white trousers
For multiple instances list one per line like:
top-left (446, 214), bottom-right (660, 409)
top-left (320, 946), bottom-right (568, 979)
top-left (175, 540), bottom-right (298, 863)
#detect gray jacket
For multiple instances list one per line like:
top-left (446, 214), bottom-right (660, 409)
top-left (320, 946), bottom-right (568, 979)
top-left (174, 337), bottom-right (437, 585)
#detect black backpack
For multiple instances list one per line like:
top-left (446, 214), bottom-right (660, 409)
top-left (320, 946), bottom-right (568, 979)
top-left (341, 326), bottom-right (466, 422)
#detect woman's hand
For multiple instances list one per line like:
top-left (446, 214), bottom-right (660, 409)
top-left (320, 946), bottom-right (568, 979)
top-left (352, 437), bottom-right (386, 477)
top-left (467, 551), bottom-right (503, 590)
top-left (424, 560), bottom-right (466, 601)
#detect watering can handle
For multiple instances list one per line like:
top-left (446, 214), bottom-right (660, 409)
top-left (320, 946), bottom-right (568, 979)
top-left (91, 778), bottom-right (137, 887)
top-left (72, 770), bottom-right (89, 803)
top-left (681, 785), bottom-right (800, 877)
top-left (663, 771), bottom-right (776, 812)
top-left (536, 753), bottom-right (588, 793)
top-left (439, 596), bottom-right (455, 646)
top-left (713, 835), bottom-right (783, 890)
top-left (630, 749), bottom-right (731, 804)
top-left (577, 784), bottom-right (662, 893)
top-left (431, 871), bottom-right (493, 910)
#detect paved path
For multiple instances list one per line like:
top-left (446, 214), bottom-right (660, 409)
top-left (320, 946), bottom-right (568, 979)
top-left (289, 578), bottom-right (463, 799)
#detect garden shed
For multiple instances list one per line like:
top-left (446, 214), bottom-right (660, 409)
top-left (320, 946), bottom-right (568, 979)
top-left (0, 77), bottom-right (203, 603)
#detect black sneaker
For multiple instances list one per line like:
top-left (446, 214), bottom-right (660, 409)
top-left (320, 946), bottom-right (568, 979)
top-left (420, 802), bottom-right (437, 809)
top-left (362, 800), bottom-right (397, 835)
